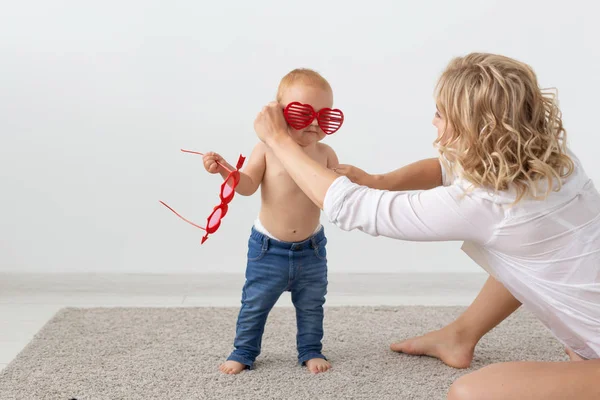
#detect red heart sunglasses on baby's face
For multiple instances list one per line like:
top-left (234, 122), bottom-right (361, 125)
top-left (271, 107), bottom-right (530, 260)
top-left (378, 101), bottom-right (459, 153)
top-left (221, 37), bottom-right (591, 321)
top-left (283, 101), bottom-right (344, 135)
top-left (160, 149), bottom-right (245, 244)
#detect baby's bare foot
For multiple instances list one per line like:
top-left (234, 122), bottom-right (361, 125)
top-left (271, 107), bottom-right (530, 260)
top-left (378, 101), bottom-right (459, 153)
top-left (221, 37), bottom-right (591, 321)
top-left (565, 347), bottom-right (585, 361)
top-left (219, 360), bottom-right (246, 374)
top-left (390, 325), bottom-right (475, 369)
top-left (305, 358), bottom-right (331, 374)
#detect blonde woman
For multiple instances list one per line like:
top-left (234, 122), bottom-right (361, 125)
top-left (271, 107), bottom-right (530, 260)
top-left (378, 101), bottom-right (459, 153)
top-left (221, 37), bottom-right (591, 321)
top-left (253, 53), bottom-right (600, 399)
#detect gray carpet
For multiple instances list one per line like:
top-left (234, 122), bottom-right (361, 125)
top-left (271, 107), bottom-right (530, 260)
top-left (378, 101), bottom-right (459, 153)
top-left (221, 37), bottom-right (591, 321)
top-left (0, 306), bottom-right (566, 400)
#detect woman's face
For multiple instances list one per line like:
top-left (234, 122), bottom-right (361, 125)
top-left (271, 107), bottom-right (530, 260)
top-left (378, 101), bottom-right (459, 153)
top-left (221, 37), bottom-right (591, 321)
top-left (432, 107), bottom-right (451, 145)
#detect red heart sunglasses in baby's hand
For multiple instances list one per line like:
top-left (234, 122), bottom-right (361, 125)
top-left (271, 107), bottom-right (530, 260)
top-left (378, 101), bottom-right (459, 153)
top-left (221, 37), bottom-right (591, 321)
top-left (160, 149), bottom-right (246, 244)
top-left (283, 102), bottom-right (344, 135)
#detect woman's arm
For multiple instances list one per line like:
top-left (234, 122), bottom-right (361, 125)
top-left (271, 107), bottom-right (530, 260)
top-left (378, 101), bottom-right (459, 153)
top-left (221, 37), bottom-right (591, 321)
top-left (254, 102), bottom-right (496, 243)
top-left (253, 102), bottom-right (442, 207)
top-left (323, 176), bottom-right (495, 242)
top-left (334, 158), bottom-right (443, 191)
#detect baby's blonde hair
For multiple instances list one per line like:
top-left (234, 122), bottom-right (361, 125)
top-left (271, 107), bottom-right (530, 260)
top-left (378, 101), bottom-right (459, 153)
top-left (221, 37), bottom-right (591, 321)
top-left (276, 68), bottom-right (332, 102)
top-left (434, 53), bottom-right (574, 203)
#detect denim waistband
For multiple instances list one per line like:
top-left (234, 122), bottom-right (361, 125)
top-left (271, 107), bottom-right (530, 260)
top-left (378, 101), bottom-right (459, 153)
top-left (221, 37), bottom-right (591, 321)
top-left (250, 225), bottom-right (326, 250)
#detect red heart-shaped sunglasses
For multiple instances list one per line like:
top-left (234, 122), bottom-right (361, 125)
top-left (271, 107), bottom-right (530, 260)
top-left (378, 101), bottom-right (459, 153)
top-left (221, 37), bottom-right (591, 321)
top-left (283, 101), bottom-right (344, 135)
top-left (160, 149), bottom-right (246, 244)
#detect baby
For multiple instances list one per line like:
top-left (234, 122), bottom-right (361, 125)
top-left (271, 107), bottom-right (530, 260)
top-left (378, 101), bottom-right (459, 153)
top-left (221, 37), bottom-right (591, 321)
top-left (203, 68), bottom-right (341, 374)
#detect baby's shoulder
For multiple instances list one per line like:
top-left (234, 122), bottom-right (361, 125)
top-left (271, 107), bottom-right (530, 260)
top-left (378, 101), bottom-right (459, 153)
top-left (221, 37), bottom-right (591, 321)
top-left (316, 142), bottom-right (336, 154)
top-left (252, 141), bottom-right (268, 153)
top-left (316, 142), bottom-right (338, 167)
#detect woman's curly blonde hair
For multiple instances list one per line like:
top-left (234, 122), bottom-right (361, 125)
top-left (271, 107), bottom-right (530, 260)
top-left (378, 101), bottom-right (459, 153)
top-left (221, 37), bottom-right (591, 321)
top-left (434, 53), bottom-right (574, 203)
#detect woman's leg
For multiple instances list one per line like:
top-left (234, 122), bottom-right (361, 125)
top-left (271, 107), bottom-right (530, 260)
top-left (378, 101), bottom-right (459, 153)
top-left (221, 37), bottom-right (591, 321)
top-left (447, 359), bottom-right (600, 400)
top-left (391, 275), bottom-right (522, 368)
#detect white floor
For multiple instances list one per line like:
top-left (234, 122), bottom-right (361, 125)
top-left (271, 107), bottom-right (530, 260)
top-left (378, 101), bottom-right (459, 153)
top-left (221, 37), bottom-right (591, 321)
top-left (0, 272), bottom-right (487, 372)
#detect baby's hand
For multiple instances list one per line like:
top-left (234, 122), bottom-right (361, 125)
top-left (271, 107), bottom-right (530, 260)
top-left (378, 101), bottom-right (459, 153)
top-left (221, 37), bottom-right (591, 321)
top-left (203, 152), bottom-right (224, 174)
top-left (332, 164), bottom-right (372, 186)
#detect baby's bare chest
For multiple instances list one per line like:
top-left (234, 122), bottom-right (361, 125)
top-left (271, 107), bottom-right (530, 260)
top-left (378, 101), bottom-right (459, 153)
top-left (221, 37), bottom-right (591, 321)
top-left (263, 151), bottom-right (328, 194)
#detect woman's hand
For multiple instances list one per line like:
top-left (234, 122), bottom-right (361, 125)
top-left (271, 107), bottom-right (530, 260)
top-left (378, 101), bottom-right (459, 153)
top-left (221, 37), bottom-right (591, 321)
top-left (333, 164), bottom-right (376, 187)
top-left (254, 101), bottom-right (289, 145)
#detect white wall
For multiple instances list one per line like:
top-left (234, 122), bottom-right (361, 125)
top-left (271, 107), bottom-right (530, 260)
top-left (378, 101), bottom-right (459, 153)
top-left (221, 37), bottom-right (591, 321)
top-left (1, 0), bottom-right (598, 274)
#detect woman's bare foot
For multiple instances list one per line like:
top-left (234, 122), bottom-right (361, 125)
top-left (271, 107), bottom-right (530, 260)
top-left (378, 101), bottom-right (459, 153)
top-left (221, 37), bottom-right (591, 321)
top-left (390, 325), bottom-right (476, 369)
top-left (565, 347), bottom-right (585, 362)
top-left (305, 358), bottom-right (331, 374)
top-left (219, 360), bottom-right (246, 374)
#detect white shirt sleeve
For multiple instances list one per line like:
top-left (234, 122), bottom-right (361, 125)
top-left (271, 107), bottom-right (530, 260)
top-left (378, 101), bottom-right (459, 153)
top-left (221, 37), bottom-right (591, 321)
top-left (323, 176), bottom-right (499, 244)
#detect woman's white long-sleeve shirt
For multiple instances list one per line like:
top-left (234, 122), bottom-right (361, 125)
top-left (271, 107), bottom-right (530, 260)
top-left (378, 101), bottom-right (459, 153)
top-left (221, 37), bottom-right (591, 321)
top-left (323, 151), bottom-right (600, 360)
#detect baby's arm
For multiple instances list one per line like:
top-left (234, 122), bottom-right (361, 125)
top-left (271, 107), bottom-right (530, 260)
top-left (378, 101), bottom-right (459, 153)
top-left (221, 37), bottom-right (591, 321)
top-left (334, 158), bottom-right (443, 191)
top-left (236, 143), bottom-right (267, 195)
top-left (203, 143), bottom-right (266, 196)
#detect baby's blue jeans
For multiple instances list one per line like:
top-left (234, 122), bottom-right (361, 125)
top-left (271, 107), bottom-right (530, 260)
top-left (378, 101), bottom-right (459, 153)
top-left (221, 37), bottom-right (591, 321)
top-left (226, 226), bottom-right (328, 368)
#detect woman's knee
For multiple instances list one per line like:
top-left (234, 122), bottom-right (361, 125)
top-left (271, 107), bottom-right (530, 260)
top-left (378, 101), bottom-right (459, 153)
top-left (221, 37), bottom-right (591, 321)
top-left (447, 373), bottom-right (482, 400)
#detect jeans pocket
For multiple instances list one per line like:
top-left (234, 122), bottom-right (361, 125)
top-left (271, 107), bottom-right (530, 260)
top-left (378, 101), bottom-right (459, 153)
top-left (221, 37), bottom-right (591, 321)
top-left (247, 238), bottom-right (266, 262)
top-left (313, 237), bottom-right (328, 261)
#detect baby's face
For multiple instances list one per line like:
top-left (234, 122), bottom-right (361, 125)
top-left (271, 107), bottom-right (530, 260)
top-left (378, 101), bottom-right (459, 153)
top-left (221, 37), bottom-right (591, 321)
top-left (280, 84), bottom-right (334, 148)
